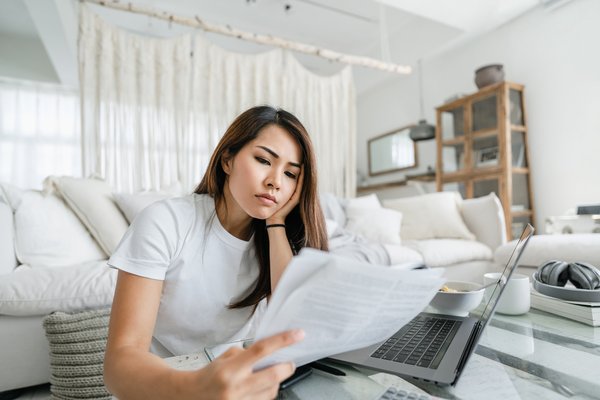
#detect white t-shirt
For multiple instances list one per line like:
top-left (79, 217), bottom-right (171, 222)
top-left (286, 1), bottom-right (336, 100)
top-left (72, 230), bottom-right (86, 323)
top-left (108, 193), bottom-right (266, 357)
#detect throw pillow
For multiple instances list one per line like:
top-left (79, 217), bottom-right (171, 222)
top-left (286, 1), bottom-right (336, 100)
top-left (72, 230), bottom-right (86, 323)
top-left (43, 308), bottom-right (112, 400)
top-left (460, 193), bottom-right (506, 251)
top-left (345, 193), bottom-right (381, 210)
top-left (113, 192), bottom-right (175, 224)
top-left (0, 260), bottom-right (116, 316)
top-left (45, 176), bottom-right (130, 255)
top-left (383, 192), bottom-right (475, 241)
top-left (0, 183), bottom-right (106, 267)
top-left (320, 192), bottom-right (347, 228)
top-left (345, 207), bottom-right (403, 244)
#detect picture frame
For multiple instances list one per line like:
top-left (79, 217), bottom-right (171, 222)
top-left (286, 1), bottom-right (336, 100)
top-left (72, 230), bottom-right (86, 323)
top-left (475, 146), bottom-right (499, 167)
top-left (368, 125), bottom-right (418, 176)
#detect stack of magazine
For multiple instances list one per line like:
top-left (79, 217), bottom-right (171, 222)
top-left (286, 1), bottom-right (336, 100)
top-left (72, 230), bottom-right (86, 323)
top-left (530, 288), bottom-right (600, 326)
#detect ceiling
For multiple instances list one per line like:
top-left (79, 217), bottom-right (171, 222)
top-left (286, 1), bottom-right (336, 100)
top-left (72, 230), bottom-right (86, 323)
top-left (0, 0), bottom-right (548, 93)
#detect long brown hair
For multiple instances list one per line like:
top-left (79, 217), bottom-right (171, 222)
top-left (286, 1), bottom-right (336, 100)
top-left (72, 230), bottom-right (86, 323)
top-left (194, 105), bottom-right (328, 309)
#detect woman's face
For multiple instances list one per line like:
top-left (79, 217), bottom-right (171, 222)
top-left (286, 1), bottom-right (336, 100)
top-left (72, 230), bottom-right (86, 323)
top-left (223, 124), bottom-right (303, 220)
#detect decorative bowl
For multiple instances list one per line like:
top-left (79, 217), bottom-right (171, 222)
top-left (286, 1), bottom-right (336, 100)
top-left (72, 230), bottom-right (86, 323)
top-left (474, 64), bottom-right (505, 88)
top-left (430, 281), bottom-right (485, 316)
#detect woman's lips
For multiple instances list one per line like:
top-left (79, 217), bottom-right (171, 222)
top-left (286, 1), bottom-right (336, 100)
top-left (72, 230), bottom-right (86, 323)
top-left (256, 194), bottom-right (277, 204)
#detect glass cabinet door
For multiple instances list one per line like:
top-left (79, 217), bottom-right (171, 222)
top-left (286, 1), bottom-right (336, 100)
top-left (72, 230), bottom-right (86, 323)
top-left (511, 130), bottom-right (527, 168)
top-left (473, 177), bottom-right (500, 199)
top-left (509, 89), bottom-right (524, 126)
top-left (471, 94), bottom-right (498, 132)
top-left (440, 107), bottom-right (464, 140)
top-left (441, 142), bottom-right (466, 174)
top-left (472, 134), bottom-right (499, 171)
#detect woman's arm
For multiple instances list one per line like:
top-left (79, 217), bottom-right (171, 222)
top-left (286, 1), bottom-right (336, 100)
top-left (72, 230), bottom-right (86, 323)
top-left (104, 270), bottom-right (301, 400)
top-left (266, 171), bottom-right (304, 292)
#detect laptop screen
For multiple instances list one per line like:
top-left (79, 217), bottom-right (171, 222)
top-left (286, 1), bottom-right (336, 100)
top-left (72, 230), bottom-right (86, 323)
top-left (471, 224), bottom-right (534, 325)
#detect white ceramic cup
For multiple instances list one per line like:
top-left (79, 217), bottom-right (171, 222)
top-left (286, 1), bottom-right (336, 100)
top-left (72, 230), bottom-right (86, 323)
top-left (483, 272), bottom-right (530, 315)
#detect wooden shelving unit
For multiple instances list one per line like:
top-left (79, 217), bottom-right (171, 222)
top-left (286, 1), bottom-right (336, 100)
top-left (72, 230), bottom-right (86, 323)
top-left (435, 81), bottom-right (535, 239)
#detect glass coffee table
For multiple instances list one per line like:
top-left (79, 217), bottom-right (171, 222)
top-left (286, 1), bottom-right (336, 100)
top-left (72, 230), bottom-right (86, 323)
top-left (278, 309), bottom-right (600, 399)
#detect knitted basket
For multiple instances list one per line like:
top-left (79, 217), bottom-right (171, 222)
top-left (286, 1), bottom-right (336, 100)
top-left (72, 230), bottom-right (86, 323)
top-left (43, 308), bottom-right (112, 400)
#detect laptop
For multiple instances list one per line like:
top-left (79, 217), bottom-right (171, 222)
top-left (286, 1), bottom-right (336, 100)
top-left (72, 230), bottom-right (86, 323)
top-left (328, 224), bottom-right (534, 386)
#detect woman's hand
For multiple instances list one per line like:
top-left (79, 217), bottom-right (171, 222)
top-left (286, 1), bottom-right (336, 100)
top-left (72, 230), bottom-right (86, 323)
top-left (191, 329), bottom-right (304, 400)
top-left (266, 169), bottom-right (304, 225)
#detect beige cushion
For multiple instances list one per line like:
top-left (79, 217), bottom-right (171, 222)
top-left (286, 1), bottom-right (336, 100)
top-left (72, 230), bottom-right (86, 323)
top-left (45, 176), bottom-right (129, 255)
top-left (1, 183), bottom-right (106, 268)
top-left (383, 192), bottom-right (475, 241)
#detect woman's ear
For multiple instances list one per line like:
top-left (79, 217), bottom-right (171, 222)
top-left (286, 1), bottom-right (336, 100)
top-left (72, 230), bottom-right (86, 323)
top-left (221, 151), bottom-right (233, 175)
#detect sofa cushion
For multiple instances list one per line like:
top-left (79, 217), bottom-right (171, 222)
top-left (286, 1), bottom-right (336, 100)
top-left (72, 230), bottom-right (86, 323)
top-left (404, 239), bottom-right (492, 268)
top-left (45, 176), bottom-right (129, 255)
top-left (0, 260), bottom-right (116, 316)
top-left (320, 193), bottom-right (347, 228)
top-left (0, 183), bottom-right (106, 267)
top-left (461, 193), bottom-right (506, 251)
top-left (383, 192), bottom-right (475, 241)
top-left (383, 244), bottom-right (424, 265)
top-left (113, 192), bottom-right (175, 224)
top-left (346, 207), bottom-right (402, 245)
top-left (495, 234), bottom-right (600, 268)
top-left (0, 201), bottom-right (17, 275)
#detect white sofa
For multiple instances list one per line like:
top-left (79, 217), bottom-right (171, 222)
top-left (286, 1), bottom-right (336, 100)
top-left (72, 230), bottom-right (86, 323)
top-left (0, 178), bottom-right (507, 393)
top-left (0, 177), bottom-right (175, 393)
top-left (321, 191), bottom-right (507, 282)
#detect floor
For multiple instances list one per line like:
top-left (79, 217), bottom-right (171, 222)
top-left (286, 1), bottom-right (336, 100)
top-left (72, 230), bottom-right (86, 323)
top-left (1, 384), bottom-right (50, 400)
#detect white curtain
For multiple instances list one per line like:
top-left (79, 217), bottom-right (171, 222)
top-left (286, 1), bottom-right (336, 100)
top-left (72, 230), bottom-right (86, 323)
top-left (79, 5), bottom-right (192, 193)
top-left (0, 78), bottom-right (81, 189)
top-left (190, 37), bottom-right (356, 197)
top-left (79, 5), bottom-right (356, 197)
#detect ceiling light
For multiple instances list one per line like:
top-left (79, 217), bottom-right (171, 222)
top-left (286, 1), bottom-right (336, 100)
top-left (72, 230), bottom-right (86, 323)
top-left (409, 59), bottom-right (435, 141)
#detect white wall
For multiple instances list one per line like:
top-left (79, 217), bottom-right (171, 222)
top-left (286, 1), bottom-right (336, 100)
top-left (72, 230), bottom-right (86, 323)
top-left (358, 0), bottom-right (600, 229)
top-left (0, 33), bottom-right (58, 83)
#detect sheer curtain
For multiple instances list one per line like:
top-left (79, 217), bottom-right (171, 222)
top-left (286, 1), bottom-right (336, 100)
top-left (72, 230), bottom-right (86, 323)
top-left (79, 5), bottom-right (356, 196)
top-left (190, 37), bottom-right (356, 197)
top-left (79, 5), bottom-right (192, 193)
top-left (0, 78), bottom-right (81, 189)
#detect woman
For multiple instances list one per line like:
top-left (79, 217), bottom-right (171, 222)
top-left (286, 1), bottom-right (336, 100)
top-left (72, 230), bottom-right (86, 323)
top-left (104, 106), bottom-right (328, 399)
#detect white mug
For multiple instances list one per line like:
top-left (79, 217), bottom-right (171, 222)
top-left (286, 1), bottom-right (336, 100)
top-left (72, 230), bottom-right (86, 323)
top-left (483, 272), bottom-right (530, 315)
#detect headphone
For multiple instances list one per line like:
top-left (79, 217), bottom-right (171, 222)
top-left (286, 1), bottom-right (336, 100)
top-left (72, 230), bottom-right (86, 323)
top-left (538, 260), bottom-right (600, 290)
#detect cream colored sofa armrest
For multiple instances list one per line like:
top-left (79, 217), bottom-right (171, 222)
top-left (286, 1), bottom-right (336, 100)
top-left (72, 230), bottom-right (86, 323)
top-left (460, 193), bottom-right (507, 251)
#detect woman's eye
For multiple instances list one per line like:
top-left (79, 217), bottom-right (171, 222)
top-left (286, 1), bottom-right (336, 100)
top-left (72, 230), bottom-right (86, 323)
top-left (255, 157), bottom-right (270, 165)
top-left (285, 171), bottom-right (297, 179)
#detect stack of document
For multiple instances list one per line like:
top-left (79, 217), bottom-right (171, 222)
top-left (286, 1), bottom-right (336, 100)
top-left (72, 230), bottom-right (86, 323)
top-left (254, 248), bottom-right (445, 369)
top-left (530, 289), bottom-right (600, 326)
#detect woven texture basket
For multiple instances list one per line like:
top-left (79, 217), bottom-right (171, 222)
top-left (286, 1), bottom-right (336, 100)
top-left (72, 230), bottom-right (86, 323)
top-left (43, 308), bottom-right (112, 400)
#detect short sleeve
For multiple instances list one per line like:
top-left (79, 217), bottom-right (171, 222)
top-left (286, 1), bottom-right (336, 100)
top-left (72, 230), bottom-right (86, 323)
top-left (108, 197), bottom-right (194, 280)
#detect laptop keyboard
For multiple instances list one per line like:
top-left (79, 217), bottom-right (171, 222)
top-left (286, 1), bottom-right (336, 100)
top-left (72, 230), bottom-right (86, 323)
top-left (370, 315), bottom-right (460, 369)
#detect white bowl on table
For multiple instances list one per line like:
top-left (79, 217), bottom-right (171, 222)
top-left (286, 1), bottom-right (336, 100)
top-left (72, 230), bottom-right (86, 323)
top-left (430, 281), bottom-right (485, 316)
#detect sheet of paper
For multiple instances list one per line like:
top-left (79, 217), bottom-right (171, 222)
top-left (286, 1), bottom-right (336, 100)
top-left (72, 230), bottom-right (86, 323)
top-left (254, 248), bottom-right (445, 369)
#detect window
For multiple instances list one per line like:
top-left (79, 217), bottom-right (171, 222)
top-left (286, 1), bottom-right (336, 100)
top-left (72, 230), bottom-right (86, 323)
top-left (0, 78), bottom-right (81, 189)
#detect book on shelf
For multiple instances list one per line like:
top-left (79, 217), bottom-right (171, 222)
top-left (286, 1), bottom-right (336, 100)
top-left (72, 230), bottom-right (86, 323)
top-left (530, 288), bottom-right (600, 327)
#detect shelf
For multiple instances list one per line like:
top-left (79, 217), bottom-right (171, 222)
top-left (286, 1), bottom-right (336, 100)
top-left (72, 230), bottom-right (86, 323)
top-left (441, 137), bottom-right (465, 146)
top-left (511, 209), bottom-right (533, 218)
top-left (435, 81), bottom-right (535, 240)
top-left (472, 128), bottom-right (498, 138)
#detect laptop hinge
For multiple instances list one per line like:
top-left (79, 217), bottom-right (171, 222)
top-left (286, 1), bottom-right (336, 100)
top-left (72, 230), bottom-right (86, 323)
top-left (452, 321), bottom-right (483, 385)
